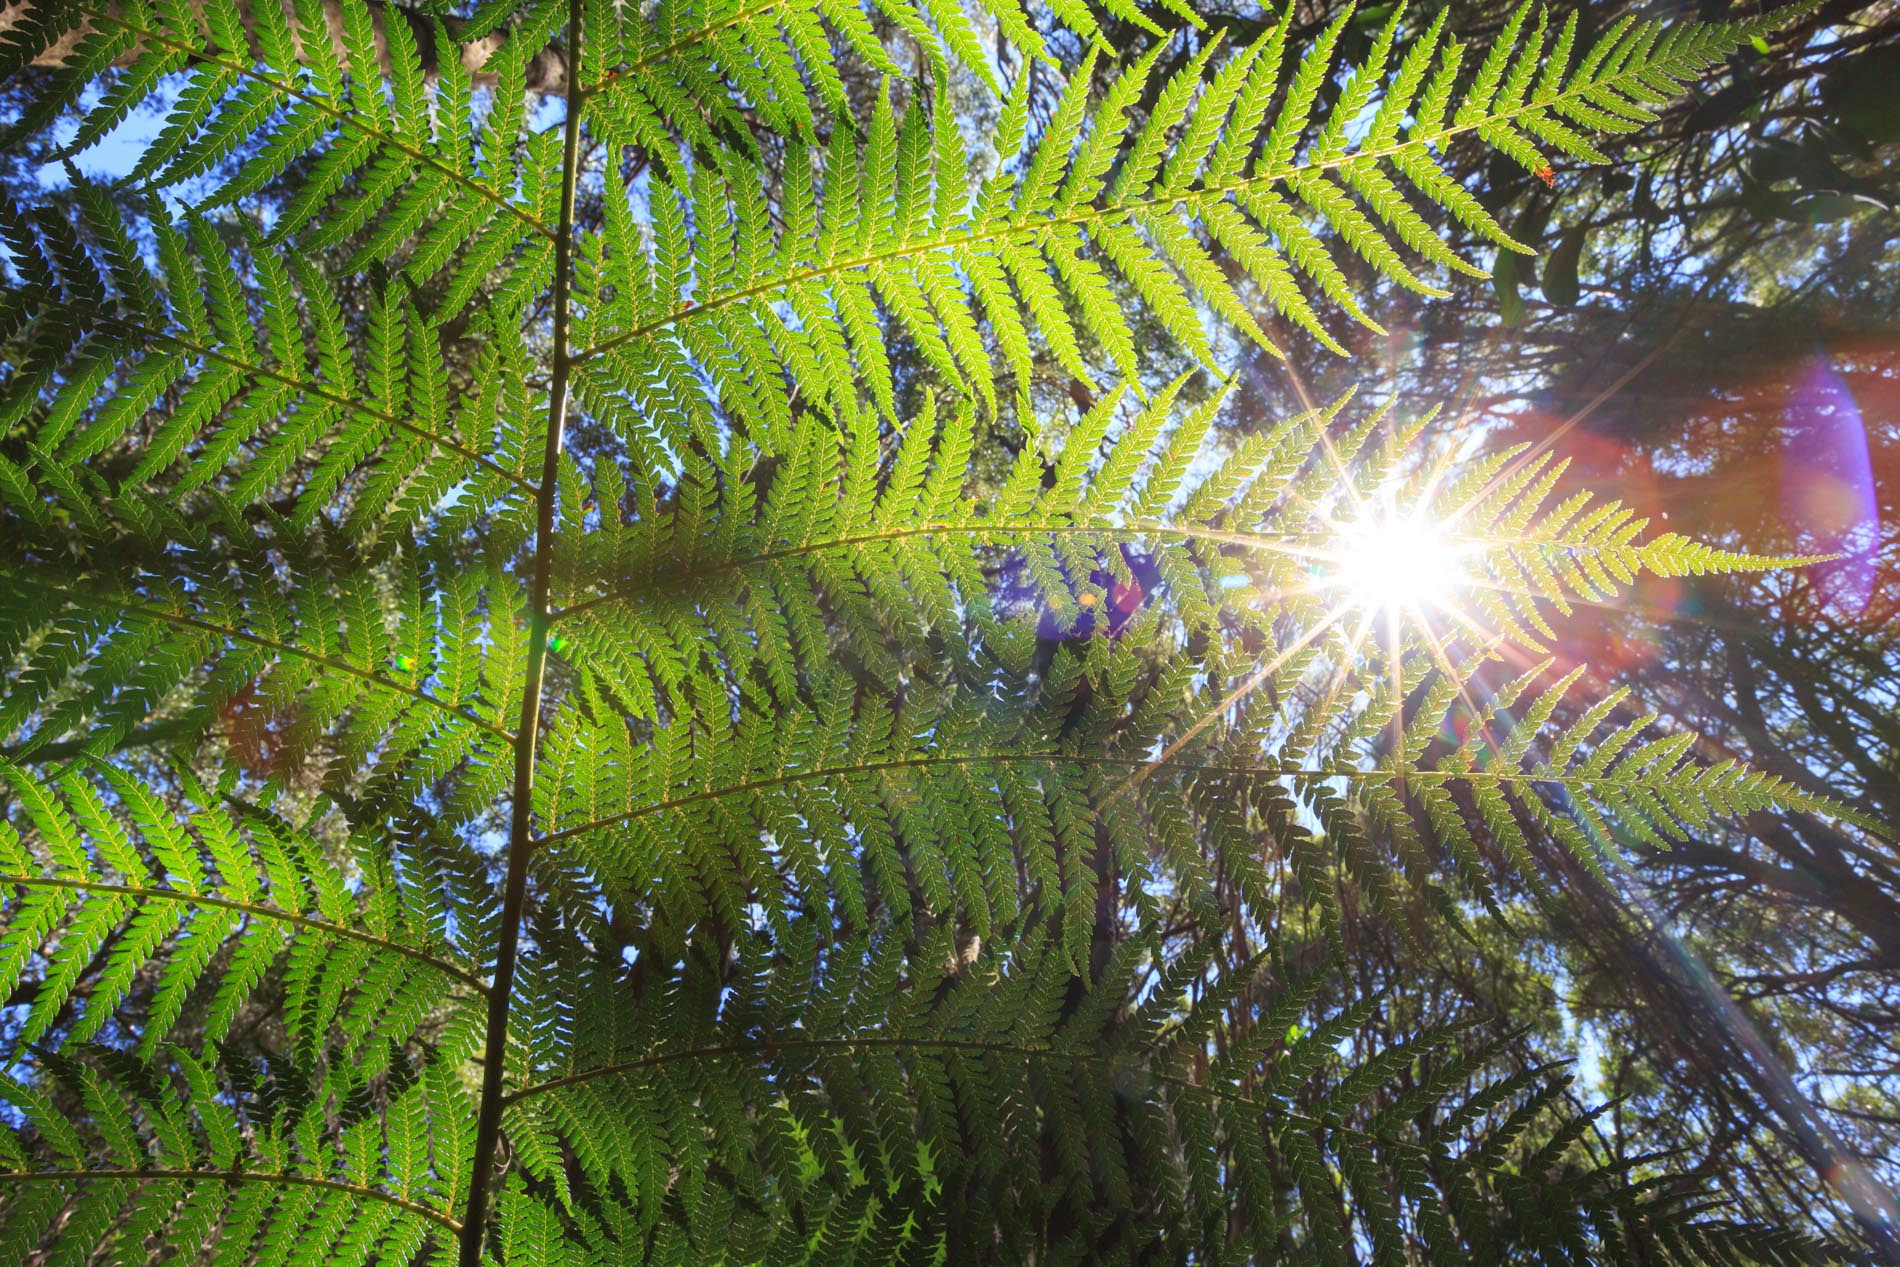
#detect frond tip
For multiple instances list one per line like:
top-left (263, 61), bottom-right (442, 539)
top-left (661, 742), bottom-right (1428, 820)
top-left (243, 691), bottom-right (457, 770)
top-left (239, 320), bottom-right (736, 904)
top-left (1638, 535), bottom-right (1841, 577)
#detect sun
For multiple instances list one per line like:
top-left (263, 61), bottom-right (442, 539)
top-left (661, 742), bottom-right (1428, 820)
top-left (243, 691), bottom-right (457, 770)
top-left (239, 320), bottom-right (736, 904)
top-left (1328, 506), bottom-right (1470, 618)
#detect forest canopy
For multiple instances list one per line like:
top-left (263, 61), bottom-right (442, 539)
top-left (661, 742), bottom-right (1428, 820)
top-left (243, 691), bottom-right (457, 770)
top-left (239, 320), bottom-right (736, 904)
top-left (0, 0), bottom-right (1896, 1263)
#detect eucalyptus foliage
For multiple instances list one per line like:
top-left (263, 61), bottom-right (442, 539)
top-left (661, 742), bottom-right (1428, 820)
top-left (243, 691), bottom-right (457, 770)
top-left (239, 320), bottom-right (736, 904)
top-left (0, 0), bottom-right (1869, 1262)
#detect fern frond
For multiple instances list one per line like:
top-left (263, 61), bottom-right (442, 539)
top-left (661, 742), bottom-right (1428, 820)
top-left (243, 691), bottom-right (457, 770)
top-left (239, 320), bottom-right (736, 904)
top-left (574, 4), bottom-right (1794, 438)
top-left (0, 1046), bottom-right (470, 1260)
top-left (6, 0), bottom-right (558, 281)
top-left (580, 0), bottom-right (1191, 141)
top-left (2, 194), bottom-right (538, 527)
top-left (0, 761), bottom-right (489, 1056)
top-left (0, 517), bottom-right (518, 804)
top-left (0, 2), bottom-right (1850, 1264)
top-left (1425, 449), bottom-right (1837, 647)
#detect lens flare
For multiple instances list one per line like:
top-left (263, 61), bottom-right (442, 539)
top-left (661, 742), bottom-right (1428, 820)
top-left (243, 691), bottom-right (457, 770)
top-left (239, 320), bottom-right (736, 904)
top-left (1781, 353), bottom-right (1879, 620)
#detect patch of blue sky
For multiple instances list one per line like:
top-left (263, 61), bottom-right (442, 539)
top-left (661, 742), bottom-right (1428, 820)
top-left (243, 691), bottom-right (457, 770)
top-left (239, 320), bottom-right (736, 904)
top-left (1550, 967), bottom-right (1607, 1094)
top-left (37, 80), bottom-right (179, 190)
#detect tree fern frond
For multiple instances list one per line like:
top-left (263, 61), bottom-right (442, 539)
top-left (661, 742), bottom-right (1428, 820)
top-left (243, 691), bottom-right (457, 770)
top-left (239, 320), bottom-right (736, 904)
top-left (6, 0), bottom-right (558, 262)
top-left (579, 0), bottom-right (1188, 137)
top-left (0, 524), bottom-right (519, 797)
top-left (1420, 453), bottom-right (1838, 646)
top-left (485, 921), bottom-right (1821, 1266)
top-left (0, 1046), bottom-right (470, 1259)
top-left (2, 193), bottom-right (538, 523)
top-left (0, 1), bottom-right (1855, 1263)
top-left (0, 761), bottom-right (490, 1055)
top-left (572, 4), bottom-right (1791, 436)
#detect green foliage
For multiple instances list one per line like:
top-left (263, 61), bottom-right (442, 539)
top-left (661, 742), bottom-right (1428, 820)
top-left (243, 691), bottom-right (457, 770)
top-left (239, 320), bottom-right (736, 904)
top-left (0, 0), bottom-right (1868, 1263)
top-left (0, 759), bottom-right (487, 1259)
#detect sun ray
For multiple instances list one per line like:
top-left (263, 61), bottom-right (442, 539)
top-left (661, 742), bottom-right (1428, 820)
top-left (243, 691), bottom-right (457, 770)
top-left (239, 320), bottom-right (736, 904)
top-left (1297, 607), bottom-right (1383, 761)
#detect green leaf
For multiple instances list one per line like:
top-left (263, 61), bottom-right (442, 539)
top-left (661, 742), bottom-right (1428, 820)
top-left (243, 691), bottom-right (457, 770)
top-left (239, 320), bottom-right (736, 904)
top-left (1542, 222), bottom-right (1587, 305)
top-left (1493, 247), bottom-right (1527, 326)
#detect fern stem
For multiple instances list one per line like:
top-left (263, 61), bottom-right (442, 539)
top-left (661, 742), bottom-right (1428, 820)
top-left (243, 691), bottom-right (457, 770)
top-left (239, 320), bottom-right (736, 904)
top-left (530, 750), bottom-right (1240, 845)
top-left (0, 872), bottom-right (489, 994)
top-left (457, 0), bottom-right (586, 1256)
top-left (0, 1167), bottom-right (462, 1231)
top-left (501, 1036), bottom-right (1048, 1103)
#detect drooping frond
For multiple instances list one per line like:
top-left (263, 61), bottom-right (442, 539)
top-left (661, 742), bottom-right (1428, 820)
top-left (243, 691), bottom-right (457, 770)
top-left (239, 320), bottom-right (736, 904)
top-left (0, 760), bottom-right (492, 1059)
top-left (0, 494), bottom-right (520, 809)
top-left (1, 187), bottom-right (539, 524)
top-left (1377, 658), bottom-right (1873, 889)
top-left (0, 1044), bottom-right (470, 1263)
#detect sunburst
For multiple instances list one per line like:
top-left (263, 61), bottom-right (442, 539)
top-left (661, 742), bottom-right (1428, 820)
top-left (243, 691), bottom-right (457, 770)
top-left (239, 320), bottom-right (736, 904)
top-left (1322, 497), bottom-right (1477, 623)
